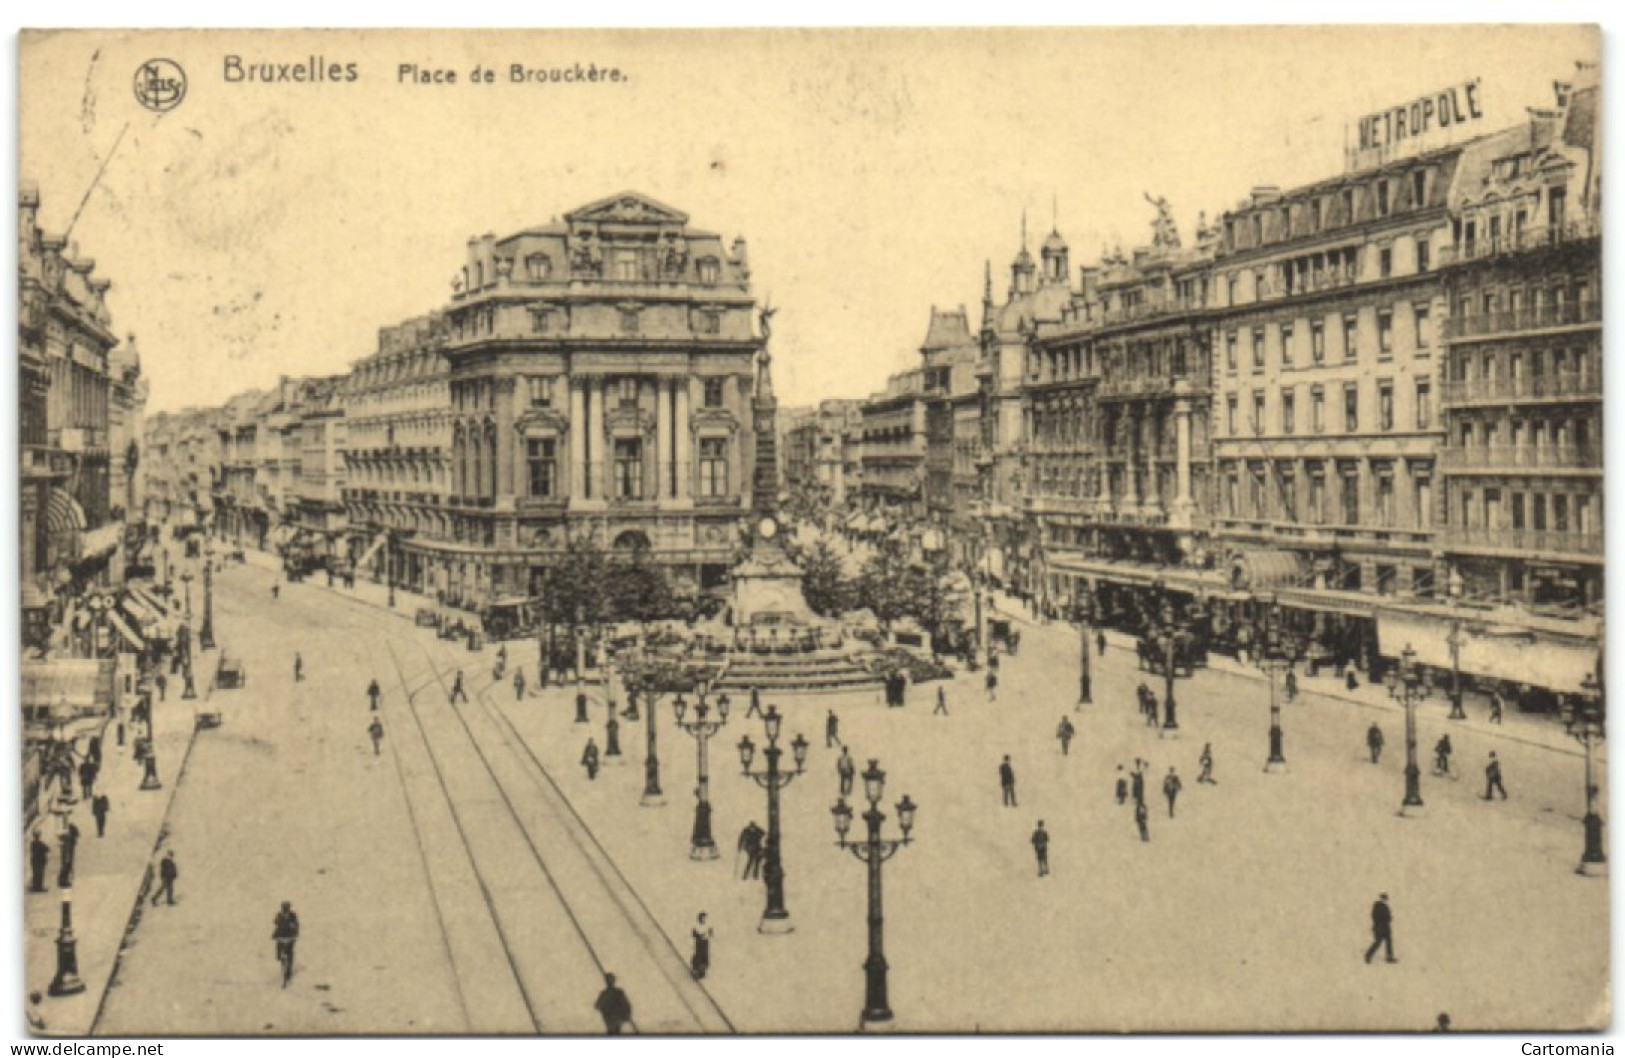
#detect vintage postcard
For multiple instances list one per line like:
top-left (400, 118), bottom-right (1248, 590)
top-left (17, 25), bottom-right (1607, 1037)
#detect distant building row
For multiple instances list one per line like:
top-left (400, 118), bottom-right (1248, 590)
top-left (809, 67), bottom-right (1600, 696)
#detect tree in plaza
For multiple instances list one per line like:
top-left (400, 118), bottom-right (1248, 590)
top-left (856, 540), bottom-right (914, 629)
top-left (606, 544), bottom-right (677, 626)
top-left (536, 533), bottom-right (609, 680)
top-left (795, 536), bottom-right (853, 618)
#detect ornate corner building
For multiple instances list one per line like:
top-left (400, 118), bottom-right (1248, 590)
top-left (373, 192), bottom-right (766, 605)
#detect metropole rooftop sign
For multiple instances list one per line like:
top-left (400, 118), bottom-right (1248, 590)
top-left (1344, 78), bottom-right (1486, 172)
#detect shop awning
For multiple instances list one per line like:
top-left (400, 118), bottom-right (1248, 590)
top-left (1273, 586), bottom-right (1379, 619)
top-left (356, 531), bottom-right (389, 570)
top-left (22, 659), bottom-right (115, 711)
top-left (78, 522), bottom-right (123, 561)
top-left (270, 524), bottom-right (299, 548)
top-left (105, 610), bottom-right (146, 651)
top-left (1228, 549), bottom-right (1308, 592)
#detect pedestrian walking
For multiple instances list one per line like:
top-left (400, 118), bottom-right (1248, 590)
top-left (1163, 767), bottom-right (1183, 818)
top-left (92, 794), bottom-right (110, 837)
top-left (825, 708), bottom-right (839, 747)
top-left (1367, 722), bottom-right (1385, 764)
top-left (58, 822), bottom-right (80, 888)
top-left (294, 653), bottom-right (304, 682)
top-left (582, 738), bottom-right (601, 781)
top-left (1345, 668), bottom-right (1360, 691)
top-left (78, 758), bottom-right (98, 800)
top-left (368, 718), bottom-right (385, 756)
top-left (1097, 630), bottom-right (1107, 657)
top-left (750, 687), bottom-right (765, 720)
top-left (1135, 798), bottom-right (1150, 842)
top-left (837, 746), bottom-right (856, 798)
top-left (594, 973), bottom-right (633, 1035)
top-left (1364, 893), bottom-right (1397, 963)
top-left (272, 583), bottom-right (280, 600)
top-left (151, 850), bottom-right (178, 906)
top-left (88, 734), bottom-right (102, 767)
top-left (367, 678), bottom-right (381, 711)
top-left (1114, 765), bottom-right (1128, 806)
top-left (574, 691), bottom-right (589, 723)
top-left (449, 670), bottom-right (469, 705)
top-left (1483, 751), bottom-right (1508, 800)
top-left (513, 667), bottom-right (526, 701)
top-left (999, 755), bottom-right (1018, 807)
top-left (28, 832), bottom-right (49, 892)
top-left (1056, 716), bottom-right (1075, 755)
top-left (1198, 743), bottom-right (1216, 784)
top-left (1031, 820), bottom-right (1050, 877)
top-left (1489, 689), bottom-right (1505, 725)
top-left (986, 668), bottom-right (999, 702)
top-left (690, 912), bottom-right (713, 980)
top-left (156, 672), bottom-right (167, 702)
top-left (738, 821), bottom-right (765, 880)
top-left (1284, 670), bottom-right (1298, 702)
top-left (933, 687), bottom-right (949, 716)
top-left (1433, 734), bottom-right (1453, 777)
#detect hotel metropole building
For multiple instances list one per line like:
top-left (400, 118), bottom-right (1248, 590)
top-left (392, 192), bottom-right (764, 604)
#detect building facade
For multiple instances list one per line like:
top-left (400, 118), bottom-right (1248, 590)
top-left (857, 367), bottom-right (928, 519)
top-left (1437, 75), bottom-right (1602, 613)
top-left (423, 191), bottom-right (763, 604)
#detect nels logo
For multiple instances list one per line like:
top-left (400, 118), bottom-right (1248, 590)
top-left (134, 59), bottom-right (187, 113)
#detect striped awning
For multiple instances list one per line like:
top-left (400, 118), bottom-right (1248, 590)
top-left (1228, 549), bottom-right (1307, 592)
top-left (105, 610), bottom-right (146, 651)
top-left (79, 522), bottom-right (123, 560)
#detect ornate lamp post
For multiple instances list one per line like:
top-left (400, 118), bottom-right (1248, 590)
top-left (199, 559), bottom-right (216, 651)
top-left (738, 705), bottom-right (809, 933)
top-left (1384, 643), bottom-right (1427, 815)
top-left (180, 570), bottom-right (194, 621)
top-left (1074, 586), bottom-right (1095, 708)
top-left (830, 759), bottom-right (917, 1029)
top-left (1563, 672), bottom-right (1607, 875)
top-left (673, 686), bottom-right (729, 860)
top-left (1446, 617), bottom-right (1467, 720)
top-left (386, 531), bottom-right (397, 609)
top-left (46, 797), bottom-right (84, 998)
top-left (636, 668), bottom-right (665, 807)
top-left (1257, 602), bottom-right (1301, 772)
top-left (1145, 585), bottom-right (1193, 734)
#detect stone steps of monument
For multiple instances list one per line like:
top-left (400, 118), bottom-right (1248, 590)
top-left (714, 672), bottom-right (882, 694)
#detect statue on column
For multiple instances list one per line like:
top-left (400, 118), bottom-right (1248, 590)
top-left (1144, 193), bottom-right (1181, 249)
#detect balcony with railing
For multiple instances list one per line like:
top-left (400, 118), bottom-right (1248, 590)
top-left (1437, 443), bottom-right (1602, 472)
top-left (1441, 369), bottom-right (1601, 405)
top-left (1442, 299), bottom-right (1601, 340)
top-left (1437, 525), bottom-right (1602, 559)
top-left (1436, 219), bottom-right (1602, 267)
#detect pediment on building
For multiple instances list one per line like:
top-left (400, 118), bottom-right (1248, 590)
top-left (604, 405), bottom-right (655, 437)
top-left (565, 192), bottom-right (690, 227)
top-left (514, 409), bottom-right (570, 435)
top-left (690, 408), bottom-right (740, 435)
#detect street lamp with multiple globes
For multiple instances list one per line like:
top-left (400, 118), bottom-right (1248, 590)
top-left (738, 705), bottom-right (809, 934)
top-left (673, 685), bottom-right (729, 860)
top-left (1257, 602), bottom-right (1302, 773)
top-left (830, 759), bottom-right (917, 1029)
top-left (1383, 643), bottom-right (1427, 815)
top-left (1563, 672), bottom-right (1607, 875)
top-left (199, 559), bottom-right (216, 651)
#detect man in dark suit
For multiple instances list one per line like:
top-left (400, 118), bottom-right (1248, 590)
top-left (1365, 893), bottom-right (1396, 963)
top-left (594, 973), bottom-right (633, 1035)
top-left (1030, 821), bottom-right (1050, 877)
top-left (999, 755), bottom-right (1017, 807)
top-left (1484, 752), bottom-right (1508, 800)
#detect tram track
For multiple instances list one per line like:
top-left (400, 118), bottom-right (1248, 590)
top-left (378, 632), bottom-right (732, 1034)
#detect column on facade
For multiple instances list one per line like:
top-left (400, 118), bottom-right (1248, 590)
top-left (1173, 398), bottom-right (1193, 508)
top-left (495, 379), bottom-right (515, 500)
top-left (588, 377), bottom-right (605, 500)
top-left (570, 380), bottom-right (587, 500)
top-left (653, 377), bottom-right (669, 500)
top-left (674, 377), bottom-right (693, 502)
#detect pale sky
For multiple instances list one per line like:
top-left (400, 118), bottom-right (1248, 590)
top-left (18, 25), bottom-right (1599, 414)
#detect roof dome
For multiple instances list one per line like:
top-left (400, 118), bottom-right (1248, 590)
top-left (1042, 229), bottom-right (1068, 253)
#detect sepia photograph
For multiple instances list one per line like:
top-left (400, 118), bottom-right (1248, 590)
top-left (12, 22), bottom-right (1610, 1039)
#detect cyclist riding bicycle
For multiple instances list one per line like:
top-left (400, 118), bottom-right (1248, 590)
top-left (272, 901), bottom-right (300, 985)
